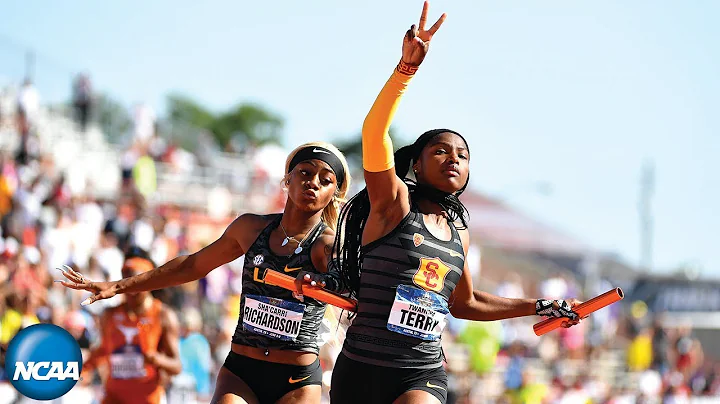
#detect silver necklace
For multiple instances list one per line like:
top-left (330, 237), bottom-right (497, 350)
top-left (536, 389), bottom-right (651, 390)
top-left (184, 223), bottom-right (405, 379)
top-left (279, 221), bottom-right (321, 255)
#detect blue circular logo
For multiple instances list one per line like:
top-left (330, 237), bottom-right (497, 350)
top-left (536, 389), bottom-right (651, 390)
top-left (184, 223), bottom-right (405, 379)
top-left (5, 324), bottom-right (83, 400)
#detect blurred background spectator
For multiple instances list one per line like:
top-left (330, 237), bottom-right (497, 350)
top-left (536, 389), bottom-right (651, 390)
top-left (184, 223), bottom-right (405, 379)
top-left (72, 73), bottom-right (92, 132)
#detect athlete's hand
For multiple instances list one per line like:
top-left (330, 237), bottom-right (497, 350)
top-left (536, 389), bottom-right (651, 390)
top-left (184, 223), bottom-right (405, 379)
top-left (56, 265), bottom-right (118, 306)
top-left (536, 298), bottom-right (584, 328)
top-left (401, 1), bottom-right (446, 67)
top-left (294, 270), bottom-right (326, 302)
top-left (561, 298), bottom-right (584, 328)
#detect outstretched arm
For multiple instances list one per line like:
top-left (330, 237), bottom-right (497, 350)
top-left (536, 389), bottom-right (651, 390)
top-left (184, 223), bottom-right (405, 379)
top-left (463, 290), bottom-right (537, 321)
top-left (363, 1), bottom-right (446, 213)
top-left (61, 214), bottom-right (258, 305)
top-left (449, 229), bottom-right (581, 324)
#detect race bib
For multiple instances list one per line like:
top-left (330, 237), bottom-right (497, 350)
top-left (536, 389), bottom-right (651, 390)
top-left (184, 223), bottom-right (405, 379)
top-left (242, 295), bottom-right (305, 341)
top-left (109, 345), bottom-right (147, 379)
top-left (387, 284), bottom-right (448, 341)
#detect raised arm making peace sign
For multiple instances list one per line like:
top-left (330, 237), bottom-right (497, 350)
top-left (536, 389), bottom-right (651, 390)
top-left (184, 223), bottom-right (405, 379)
top-left (401, 1), bottom-right (447, 68)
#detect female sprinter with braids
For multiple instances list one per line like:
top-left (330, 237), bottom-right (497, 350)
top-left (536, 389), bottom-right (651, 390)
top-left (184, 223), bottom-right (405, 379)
top-left (59, 142), bottom-right (351, 404)
top-left (299, 3), bottom-right (582, 403)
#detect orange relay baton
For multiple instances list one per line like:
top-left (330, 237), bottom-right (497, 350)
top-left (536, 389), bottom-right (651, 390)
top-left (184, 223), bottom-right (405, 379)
top-left (533, 287), bottom-right (624, 336)
top-left (263, 269), bottom-right (358, 312)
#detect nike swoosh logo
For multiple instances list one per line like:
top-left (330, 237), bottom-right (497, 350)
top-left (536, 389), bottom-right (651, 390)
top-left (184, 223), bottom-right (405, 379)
top-left (426, 381), bottom-right (446, 391)
top-left (284, 266), bottom-right (303, 273)
top-left (289, 375), bottom-right (312, 384)
top-left (312, 148), bottom-right (329, 154)
top-left (448, 250), bottom-right (463, 258)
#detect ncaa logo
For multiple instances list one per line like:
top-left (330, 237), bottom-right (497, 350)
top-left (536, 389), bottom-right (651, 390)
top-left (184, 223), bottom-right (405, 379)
top-left (5, 324), bottom-right (83, 400)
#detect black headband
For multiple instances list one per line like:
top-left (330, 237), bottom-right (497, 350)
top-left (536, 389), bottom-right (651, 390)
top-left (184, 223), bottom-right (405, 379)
top-left (288, 146), bottom-right (346, 187)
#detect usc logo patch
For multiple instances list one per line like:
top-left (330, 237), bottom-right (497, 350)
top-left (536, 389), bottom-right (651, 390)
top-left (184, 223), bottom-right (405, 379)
top-left (413, 233), bottom-right (424, 247)
top-left (412, 257), bottom-right (451, 293)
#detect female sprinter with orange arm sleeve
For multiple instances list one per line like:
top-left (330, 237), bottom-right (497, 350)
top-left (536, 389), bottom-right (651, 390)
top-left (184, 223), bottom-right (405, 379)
top-left (299, 3), bottom-right (583, 403)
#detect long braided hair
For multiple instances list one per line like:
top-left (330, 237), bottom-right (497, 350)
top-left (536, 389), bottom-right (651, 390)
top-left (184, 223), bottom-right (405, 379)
top-left (333, 129), bottom-right (470, 299)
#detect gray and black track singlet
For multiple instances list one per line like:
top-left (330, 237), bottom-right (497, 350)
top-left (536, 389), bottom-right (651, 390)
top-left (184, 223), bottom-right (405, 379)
top-left (232, 214), bottom-right (328, 355)
top-left (342, 206), bottom-right (465, 369)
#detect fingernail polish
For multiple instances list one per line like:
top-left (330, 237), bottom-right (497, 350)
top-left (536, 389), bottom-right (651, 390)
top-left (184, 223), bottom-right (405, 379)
top-left (80, 298), bottom-right (92, 306)
top-left (311, 281), bottom-right (317, 286)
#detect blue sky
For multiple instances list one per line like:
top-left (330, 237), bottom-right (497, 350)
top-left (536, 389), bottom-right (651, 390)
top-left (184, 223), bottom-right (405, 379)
top-left (1, 1), bottom-right (718, 276)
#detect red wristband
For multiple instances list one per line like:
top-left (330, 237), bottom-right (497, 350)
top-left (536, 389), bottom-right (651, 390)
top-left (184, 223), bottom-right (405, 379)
top-left (396, 60), bottom-right (419, 76)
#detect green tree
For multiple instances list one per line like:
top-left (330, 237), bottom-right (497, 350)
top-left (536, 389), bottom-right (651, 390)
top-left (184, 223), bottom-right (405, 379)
top-left (166, 94), bottom-right (215, 129)
top-left (211, 103), bottom-right (283, 148)
top-left (94, 93), bottom-right (132, 143)
top-left (165, 94), bottom-right (284, 149)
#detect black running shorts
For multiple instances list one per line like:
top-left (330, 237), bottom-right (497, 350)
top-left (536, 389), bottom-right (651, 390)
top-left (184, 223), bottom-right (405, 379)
top-left (222, 351), bottom-right (322, 403)
top-left (330, 352), bottom-right (448, 403)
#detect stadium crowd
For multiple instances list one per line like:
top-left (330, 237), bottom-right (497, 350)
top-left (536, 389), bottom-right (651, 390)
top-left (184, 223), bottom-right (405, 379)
top-left (0, 81), bottom-right (719, 404)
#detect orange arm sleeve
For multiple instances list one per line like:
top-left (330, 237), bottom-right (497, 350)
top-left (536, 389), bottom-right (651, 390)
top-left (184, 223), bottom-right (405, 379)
top-left (362, 62), bottom-right (417, 173)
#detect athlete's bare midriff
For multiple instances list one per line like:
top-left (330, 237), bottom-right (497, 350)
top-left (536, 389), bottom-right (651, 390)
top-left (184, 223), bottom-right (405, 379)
top-left (231, 343), bottom-right (318, 366)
